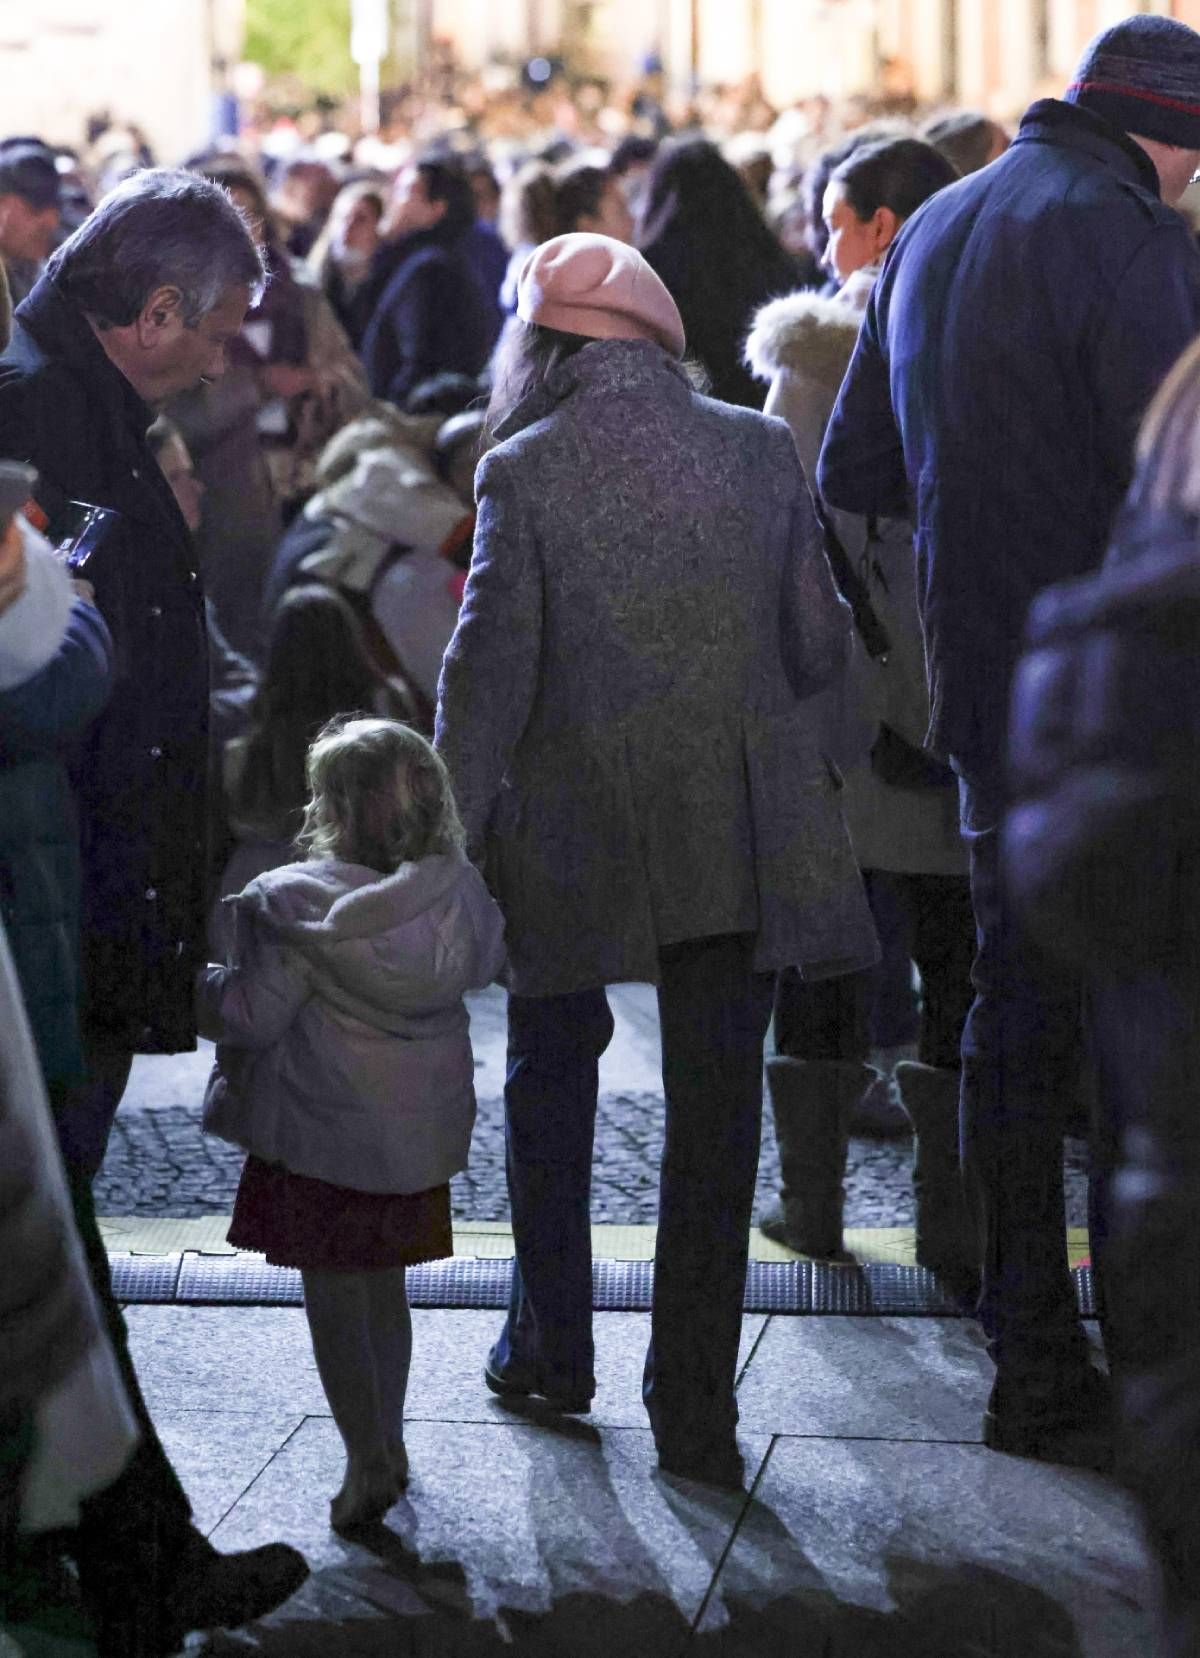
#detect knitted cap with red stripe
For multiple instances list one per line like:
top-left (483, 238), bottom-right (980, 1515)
top-left (1065, 15), bottom-right (1200, 150)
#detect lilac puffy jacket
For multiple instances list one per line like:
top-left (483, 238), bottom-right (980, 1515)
top-left (197, 854), bottom-right (506, 1194)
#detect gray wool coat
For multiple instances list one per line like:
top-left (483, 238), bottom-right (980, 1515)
top-left (435, 339), bottom-right (878, 997)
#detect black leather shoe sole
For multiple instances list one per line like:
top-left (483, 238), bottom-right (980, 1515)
top-left (483, 1363), bottom-right (592, 1414)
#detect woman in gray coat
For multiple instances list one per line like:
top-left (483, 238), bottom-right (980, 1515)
top-left (436, 233), bottom-right (875, 1487)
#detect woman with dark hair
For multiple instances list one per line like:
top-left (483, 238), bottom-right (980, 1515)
top-left (823, 138), bottom-right (959, 288)
top-left (744, 135), bottom-right (970, 1280)
top-left (210, 583), bottom-right (417, 958)
top-left (307, 180), bottom-right (386, 349)
top-left (497, 156), bottom-right (632, 317)
top-left (609, 133), bottom-right (658, 220)
top-left (800, 121), bottom-right (912, 287)
top-left (498, 159), bottom-right (560, 314)
top-left (553, 157), bottom-right (633, 242)
top-left (437, 232), bottom-right (874, 1486)
top-left (361, 157), bottom-right (501, 406)
top-left (637, 137), bottom-right (798, 407)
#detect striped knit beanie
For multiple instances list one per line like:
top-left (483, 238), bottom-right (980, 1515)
top-left (1065, 16), bottom-right (1200, 150)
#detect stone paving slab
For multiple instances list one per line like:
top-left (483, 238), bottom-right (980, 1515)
top-left (116, 1306), bottom-right (1156, 1658)
top-left (699, 1437), bottom-right (1151, 1657)
top-left (126, 1306), bottom-right (769, 1431)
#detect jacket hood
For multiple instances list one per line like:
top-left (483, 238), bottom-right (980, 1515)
top-left (228, 853), bottom-right (495, 1030)
top-left (238, 854), bottom-right (464, 942)
top-left (301, 445), bottom-right (469, 595)
top-left (744, 290), bottom-right (864, 385)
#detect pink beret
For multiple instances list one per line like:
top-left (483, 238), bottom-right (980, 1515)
top-left (516, 233), bottom-right (686, 359)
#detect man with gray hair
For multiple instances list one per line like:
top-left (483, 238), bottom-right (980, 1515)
top-left (0, 170), bottom-right (309, 1654)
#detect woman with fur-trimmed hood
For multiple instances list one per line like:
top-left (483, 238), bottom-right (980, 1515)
top-left (745, 136), bottom-right (977, 1289)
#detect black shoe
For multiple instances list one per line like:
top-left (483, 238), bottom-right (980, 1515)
top-left (983, 1366), bottom-right (1114, 1472)
top-left (656, 1438), bottom-right (745, 1491)
top-left (483, 1359), bottom-right (593, 1414)
top-left (151, 1536), bottom-right (309, 1654)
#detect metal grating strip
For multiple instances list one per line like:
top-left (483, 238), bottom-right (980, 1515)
top-left (113, 1250), bottom-right (1099, 1317)
top-left (177, 1253), bottom-right (303, 1304)
top-left (110, 1253), bottom-right (181, 1303)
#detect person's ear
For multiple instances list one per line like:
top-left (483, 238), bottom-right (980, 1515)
top-left (872, 205), bottom-right (901, 256)
top-left (135, 285), bottom-right (185, 348)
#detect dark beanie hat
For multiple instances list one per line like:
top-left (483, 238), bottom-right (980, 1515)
top-left (1065, 16), bottom-right (1200, 149)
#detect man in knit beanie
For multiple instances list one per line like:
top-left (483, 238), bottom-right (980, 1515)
top-left (819, 13), bottom-right (1200, 1487)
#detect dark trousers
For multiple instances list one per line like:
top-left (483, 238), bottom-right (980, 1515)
top-left (52, 1032), bottom-right (131, 1182)
top-left (774, 868), bottom-right (975, 1071)
top-left (67, 1165), bottom-right (193, 1549)
top-left (46, 1053), bottom-right (196, 1597)
top-left (864, 872), bottom-right (921, 1049)
top-left (496, 935), bottom-right (774, 1443)
top-left (1089, 970), bottom-right (1200, 1658)
top-left (956, 769), bottom-right (1099, 1399)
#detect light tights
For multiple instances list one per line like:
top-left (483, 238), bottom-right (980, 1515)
top-left (302, 1266), bottom-right (412, 1522)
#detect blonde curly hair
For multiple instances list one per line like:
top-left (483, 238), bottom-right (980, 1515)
top-left (298, 716), bottom-right (464, 873)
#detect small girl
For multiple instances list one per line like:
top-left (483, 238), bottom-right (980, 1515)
top-left (196, 716), bottom-right (505, 1530)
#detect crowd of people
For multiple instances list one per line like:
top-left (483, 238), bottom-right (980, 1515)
top-left (1, 11), bottom-right (1199, 1657)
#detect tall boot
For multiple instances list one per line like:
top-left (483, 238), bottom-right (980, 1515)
top-left (759, 1059), bottom-right (876, 1261)
top-left (894, 1061), bottom-right (981, 1299)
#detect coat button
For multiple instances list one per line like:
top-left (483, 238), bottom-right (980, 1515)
top-left (149, 745), bottom-right (163, 759)
top-left (150, 604), bottom-right (163, 618)
top-left (131, 467), bottom-right (140, 480)
top-left (145, 887), bottom-right (157, 901)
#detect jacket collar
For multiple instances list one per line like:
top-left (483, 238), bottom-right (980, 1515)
top-left (1015, 98), bottom-right (1161, 197)
top-left (494, 338), bottom-right (690, 443)
top-left (17, 273), bottom-right (156, 435)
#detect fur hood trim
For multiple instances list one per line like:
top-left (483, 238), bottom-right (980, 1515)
top-left (744, 291), bottom-right (864, 386)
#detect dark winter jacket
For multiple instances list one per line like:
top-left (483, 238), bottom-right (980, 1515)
top-left (1005, 512), bottom-right (1200, 973)
top-left (818, 100), bottom-right (1200, 770)
top-left (0, 276), bottom-right (211, 1052)
top-left (0, 600), bottom-right (112, 1087)
top-left (361, 227), bottom-right (500, 408)
top-left (461, 221), bottom-right (508, 311)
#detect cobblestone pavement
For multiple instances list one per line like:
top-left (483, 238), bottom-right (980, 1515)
top-left (94, 984), bottom-right (1090, 1228)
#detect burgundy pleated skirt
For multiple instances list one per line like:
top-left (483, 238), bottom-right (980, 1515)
top-left (228, 1155), bottom-right (453, 1272)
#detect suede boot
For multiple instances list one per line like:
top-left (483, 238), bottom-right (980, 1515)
top-left (894, 1061), bottom-right (981, 1299)
top-left (759, 1058), bottom-right (875, 1260)
top-left (851, 1043), bottom-right (918, 1136)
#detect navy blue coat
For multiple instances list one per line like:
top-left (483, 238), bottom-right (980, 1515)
top-left (0, 277), bottom-right (210, 1052)
top-left (818, 100), bottom-right (1200, 769)
top-left (361, 228), bottom-right (499, 407)
top-left (0, 599), bottom-right (112, 1088)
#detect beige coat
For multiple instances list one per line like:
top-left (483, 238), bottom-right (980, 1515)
top-left (745, 281), bottom-right (966, 877)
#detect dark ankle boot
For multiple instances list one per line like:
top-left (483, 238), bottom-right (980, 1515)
top-left (894, 1061), bottom-right (980, 1298)
top-left (759, 1058), bottom-right (874, 1260)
